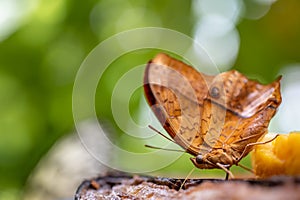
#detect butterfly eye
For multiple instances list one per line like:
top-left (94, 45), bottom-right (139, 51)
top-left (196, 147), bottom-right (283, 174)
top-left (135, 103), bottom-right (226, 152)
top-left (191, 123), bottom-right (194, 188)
top-left (210, 87), bottom-right (220, 98)
top-left (195, 155), bottom-right (203, 164)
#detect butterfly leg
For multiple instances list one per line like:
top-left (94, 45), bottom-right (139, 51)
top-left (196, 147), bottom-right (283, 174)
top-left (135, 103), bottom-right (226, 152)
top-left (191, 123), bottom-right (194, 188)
top-left (236, 134), bottom-right (279, 163)
top-left (237, 163), bottom-right (254, 173)
top-left (216, 163), bottom-right (234, 180)
top-left (225, 170), bottom-right (230, 180)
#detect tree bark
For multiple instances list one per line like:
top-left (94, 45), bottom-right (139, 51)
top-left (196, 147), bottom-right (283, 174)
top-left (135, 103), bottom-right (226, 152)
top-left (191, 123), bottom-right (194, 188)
top-left (75, 171), bottom-right (300, 200)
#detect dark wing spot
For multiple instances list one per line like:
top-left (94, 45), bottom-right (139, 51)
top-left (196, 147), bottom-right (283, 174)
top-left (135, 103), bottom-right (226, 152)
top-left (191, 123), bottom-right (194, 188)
top-left (210, 87), bottom-right (220, 98)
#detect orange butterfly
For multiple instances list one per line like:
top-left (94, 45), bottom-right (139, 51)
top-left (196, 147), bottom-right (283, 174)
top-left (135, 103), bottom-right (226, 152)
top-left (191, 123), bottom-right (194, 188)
top-left (144, 53), bottom-right (282, 178)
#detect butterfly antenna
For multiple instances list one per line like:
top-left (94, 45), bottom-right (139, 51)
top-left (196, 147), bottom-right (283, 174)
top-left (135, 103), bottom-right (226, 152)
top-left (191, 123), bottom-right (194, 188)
top-left (148, 125), bottom-right (176, 144)
top-left (145, 144), bottom-right (186, 153)
top-left (179, 168), bottom-right (195, 190)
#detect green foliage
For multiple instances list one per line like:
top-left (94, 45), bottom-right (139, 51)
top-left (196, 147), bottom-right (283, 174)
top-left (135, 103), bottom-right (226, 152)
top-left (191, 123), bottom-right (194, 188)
top-left (0, 0), bottom-right (194, 196)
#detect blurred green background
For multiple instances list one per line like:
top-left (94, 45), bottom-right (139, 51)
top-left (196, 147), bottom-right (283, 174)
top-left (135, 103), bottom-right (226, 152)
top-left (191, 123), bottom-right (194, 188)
top-left (0, 0), bottom-right (300, 199)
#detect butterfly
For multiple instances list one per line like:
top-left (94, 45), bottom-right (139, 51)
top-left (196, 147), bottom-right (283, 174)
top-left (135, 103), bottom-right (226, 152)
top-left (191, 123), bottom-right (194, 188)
top-left (143, 53), bottom-right (282, 178)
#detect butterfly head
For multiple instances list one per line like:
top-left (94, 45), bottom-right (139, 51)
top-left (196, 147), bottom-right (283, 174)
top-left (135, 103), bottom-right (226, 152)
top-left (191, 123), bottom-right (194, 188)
top-left (190, 154), bottom-right (216, 169)
top-left (190, 150), bottom-right (234, 169)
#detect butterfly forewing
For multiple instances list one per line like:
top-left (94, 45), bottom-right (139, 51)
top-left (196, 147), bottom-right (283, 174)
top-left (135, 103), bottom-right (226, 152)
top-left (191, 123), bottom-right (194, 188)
top-left (144, 54), bottom-right (210, 155)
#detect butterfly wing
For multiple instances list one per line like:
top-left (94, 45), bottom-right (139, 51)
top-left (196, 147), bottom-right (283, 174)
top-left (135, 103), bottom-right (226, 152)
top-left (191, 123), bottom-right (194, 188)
top-left (207, 70), bottom-right (282, 118)
top-left (202, 70), bottom-right (282, 159)
top-left (144, 53), bottom-right (212, 155)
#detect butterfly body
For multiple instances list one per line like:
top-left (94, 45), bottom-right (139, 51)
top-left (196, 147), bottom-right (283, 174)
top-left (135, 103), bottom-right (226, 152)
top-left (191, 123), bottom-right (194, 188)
top-left (144, 53), bottom-right (281, 172)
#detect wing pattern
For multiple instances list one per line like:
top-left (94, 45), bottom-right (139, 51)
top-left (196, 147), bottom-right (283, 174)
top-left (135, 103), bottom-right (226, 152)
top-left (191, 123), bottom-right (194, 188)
top-left (144, 53), bottom-right (281, 161)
